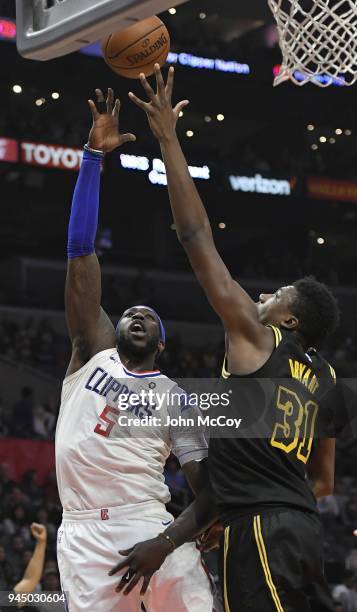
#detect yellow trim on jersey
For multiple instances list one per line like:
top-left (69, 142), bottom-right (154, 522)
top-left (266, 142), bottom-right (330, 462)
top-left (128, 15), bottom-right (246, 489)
top-left (253, 516), bottom-right (284, 612)
top-left (223, 527), bottom-right (231, 612)
top-left (328, 363), bottom-right (336, 384)
top-left (222, 355), bottom-right (231, 379)
top-left (268, 325), bottom-right (282, 348)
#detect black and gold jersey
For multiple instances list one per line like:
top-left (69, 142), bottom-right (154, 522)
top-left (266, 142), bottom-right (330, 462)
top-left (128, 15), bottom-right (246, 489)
top-left (208, 326), bottom-right (338, 524)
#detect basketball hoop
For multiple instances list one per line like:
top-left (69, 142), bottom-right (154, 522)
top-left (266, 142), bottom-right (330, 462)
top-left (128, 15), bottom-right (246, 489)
top-left (268, 0), bottom-right (357, 86)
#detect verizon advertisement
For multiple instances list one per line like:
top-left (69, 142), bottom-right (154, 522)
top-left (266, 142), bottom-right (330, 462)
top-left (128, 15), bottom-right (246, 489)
top-left (21, 141), bottom-right (83, 170)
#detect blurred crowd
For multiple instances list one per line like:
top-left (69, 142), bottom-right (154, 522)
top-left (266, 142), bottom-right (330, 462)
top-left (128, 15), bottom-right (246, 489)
top-left (0, 464), bottom-right (61, 595)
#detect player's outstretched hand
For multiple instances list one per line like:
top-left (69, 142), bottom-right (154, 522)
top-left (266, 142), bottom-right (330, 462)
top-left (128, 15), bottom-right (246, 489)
top-left (30, 523), bottom-right (47, 543)
top-left (87, 88), bottom-right (136, 154)
top-left (109, 535), bottom-right (173, 596)
top-left (129, 64), bottom-right (189, 142)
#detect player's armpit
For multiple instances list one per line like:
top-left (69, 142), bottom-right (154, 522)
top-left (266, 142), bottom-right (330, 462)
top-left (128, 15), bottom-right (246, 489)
top-left (307, 438), bottom-right (335, 499)
top-left (65, 255), bottom-right (116, 375)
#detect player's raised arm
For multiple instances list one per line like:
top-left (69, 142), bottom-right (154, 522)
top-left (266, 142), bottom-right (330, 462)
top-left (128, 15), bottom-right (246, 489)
top-left (65, 89), bottom-right (136, 376)
top-left (129, 66), bottom-right (269, 350)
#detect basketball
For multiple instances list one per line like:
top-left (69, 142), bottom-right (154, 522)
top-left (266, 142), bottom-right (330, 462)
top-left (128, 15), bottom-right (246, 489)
top-left (102, 16), bottom-right (170, 79)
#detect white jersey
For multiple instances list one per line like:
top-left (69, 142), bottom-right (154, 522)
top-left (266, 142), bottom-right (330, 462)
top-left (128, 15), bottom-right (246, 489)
top-left (55, 349), bottom-right (207, 511)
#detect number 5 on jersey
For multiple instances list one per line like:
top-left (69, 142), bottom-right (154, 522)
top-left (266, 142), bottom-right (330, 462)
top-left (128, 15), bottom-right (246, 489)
top-left (94, 405), bottom-right (120, 437)
top-left (270, 386), bottom-right (319, 464)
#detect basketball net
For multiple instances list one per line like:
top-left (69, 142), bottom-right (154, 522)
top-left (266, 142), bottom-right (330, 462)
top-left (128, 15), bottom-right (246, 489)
top-left (268, 0), bottom-right (357, 86)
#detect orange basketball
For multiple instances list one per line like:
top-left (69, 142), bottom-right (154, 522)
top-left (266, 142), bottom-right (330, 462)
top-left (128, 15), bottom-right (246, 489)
top-left (102, 16), bottom-right (170, 79)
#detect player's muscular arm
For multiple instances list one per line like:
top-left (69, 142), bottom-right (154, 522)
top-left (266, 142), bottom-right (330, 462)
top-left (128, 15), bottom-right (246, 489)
top-left (307, 438), bottom-right (335, 498)
top-left (129, 66), bottom-right (271, 355)
top-left (65, 89), bottom-right (136, 376)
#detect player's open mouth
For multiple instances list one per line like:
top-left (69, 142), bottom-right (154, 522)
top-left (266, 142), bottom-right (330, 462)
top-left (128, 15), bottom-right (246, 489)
top-left (129, 322), bottom-right (146, 337)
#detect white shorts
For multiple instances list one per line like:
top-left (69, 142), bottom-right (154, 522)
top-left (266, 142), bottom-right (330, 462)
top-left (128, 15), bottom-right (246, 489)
top-left (57, 501), bottom-right (213, 612)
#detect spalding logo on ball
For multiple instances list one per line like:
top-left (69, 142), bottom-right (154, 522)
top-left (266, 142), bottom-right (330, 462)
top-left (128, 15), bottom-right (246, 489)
top-left (102, 16), bottom-right (170, 79)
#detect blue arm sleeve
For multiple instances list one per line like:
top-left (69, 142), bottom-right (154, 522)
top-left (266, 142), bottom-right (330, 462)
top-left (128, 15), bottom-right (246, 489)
top-left (67, 150), bottom-right (102, 259)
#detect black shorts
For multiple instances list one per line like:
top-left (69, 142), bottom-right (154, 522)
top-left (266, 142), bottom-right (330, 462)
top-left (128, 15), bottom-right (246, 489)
top-left (218, 509), bottom-right (334, 612)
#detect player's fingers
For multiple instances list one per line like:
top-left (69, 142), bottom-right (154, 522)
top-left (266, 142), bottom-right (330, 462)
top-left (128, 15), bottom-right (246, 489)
top-left (165, 66), bottom-right (175, 102)
top-left (123, 571), bottom-right (142, 595)
top-left (173, 100), bottom-right (190, 118)
top-left (95, 88), bottom-right (107, 114)
top-left (112, 98), bottom-right (121, 117)
top-left (354, 529), bottom-right (357, 537)
top-left (120, 133), bottom-right (137, 144)
top-left (95, 88), bottom-right (105, 102)
top-left (108, 558), bottom-right (131, 576)
top-left (140, 574), bottom-right (153, 596)
top-left (119, 547), bottom-right (135, 556)
top-left (106, 87), bottom-right (114, 113)
top-left (139, 73), bottom-right (157, 104)
top-left (88, 100), bottom-right (99, 120)
top-left (115, 569), bottom-right (137, 593)
top-left (128, 92), bottom-right (152, 113)
top-left (154, 63), bottom-right (166, 99)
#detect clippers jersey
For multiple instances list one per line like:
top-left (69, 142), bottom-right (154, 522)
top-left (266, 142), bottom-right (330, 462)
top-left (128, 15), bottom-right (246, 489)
top-left (208, 326), bottom-right (337, 524)
top-left (56, 349), bottom-right (207, 511)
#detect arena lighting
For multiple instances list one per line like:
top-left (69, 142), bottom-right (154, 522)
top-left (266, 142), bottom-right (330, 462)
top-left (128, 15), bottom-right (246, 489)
top-left (12, 85), bottom-right (22, 94)
top-left (0, 18), bottom-right (16, 40)
top-left (319, 136), bottom-right (327, 143)
top-left (35, 98), bottom-right (45, 106)
top-left (335, 128), bottom-right (343, 135)
top-left (179, 110), bottom-right (184, 118)
top-left (186, 130), bottom-right (194, 137)
top-left (345, 129), bottom-right (352, 136)
top-left (217, 114), bottom-right (225, 122)
top-left (204, 116), bottom-right (212, 123)
top-left (311, 144), bottom-right (318, 150)
top-left (51, 92), bottom-right (60, 100)
top-left (218, 222), bottom-right (226, 229)
top-left (168, 7), bottom-right (176, 14)
top-left (199, 12), bottom-right (207, 19)
top-left (329, 138), bottom-right (336, 144)
top-left (317, 237), bottom-right (325, 245)
top-left (307, 124), bottom-right (315, 131)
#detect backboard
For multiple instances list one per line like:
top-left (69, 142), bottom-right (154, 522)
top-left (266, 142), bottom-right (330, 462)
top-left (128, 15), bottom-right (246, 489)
top-left (16, 0), bottom-right (189, 61)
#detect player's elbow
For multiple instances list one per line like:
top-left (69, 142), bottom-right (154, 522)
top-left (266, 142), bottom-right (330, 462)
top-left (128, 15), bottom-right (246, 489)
top-left (177, 222), bottom-right (211, 245)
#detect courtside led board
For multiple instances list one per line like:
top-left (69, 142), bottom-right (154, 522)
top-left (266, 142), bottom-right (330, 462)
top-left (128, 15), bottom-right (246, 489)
top-left (15, 0), bottom-right (188, 61)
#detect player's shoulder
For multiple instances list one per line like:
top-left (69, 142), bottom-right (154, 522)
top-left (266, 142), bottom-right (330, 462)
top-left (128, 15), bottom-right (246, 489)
top-left (63, 347), bottom-right (118, 384)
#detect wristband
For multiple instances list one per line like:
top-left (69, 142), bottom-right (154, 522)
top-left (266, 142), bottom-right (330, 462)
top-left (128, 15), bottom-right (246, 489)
top-left (84, 143), bottom-right (105, 157)
top-left (158, 532), bottom-right (176, 552)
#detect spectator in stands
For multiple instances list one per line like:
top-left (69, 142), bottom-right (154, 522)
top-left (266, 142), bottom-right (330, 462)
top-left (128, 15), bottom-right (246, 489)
top-left (3, 505), bottom-right (31, 544)
top-left (333, 571), bottom-right (356, 611)
top-left (21, 470), bottom-right (41, 502)
top-left (12, 387), bottom-right (34, 438)
top-left (0, 545), bottom-right (15, 591)
top-left (33, 404), bottom-right (55, 439)
top-left (42, 569), bottom-right (60, 592)
top-left (6, 523), bottom-right (48, 603)
top-left (346, 547), bottom-right (357, 574)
